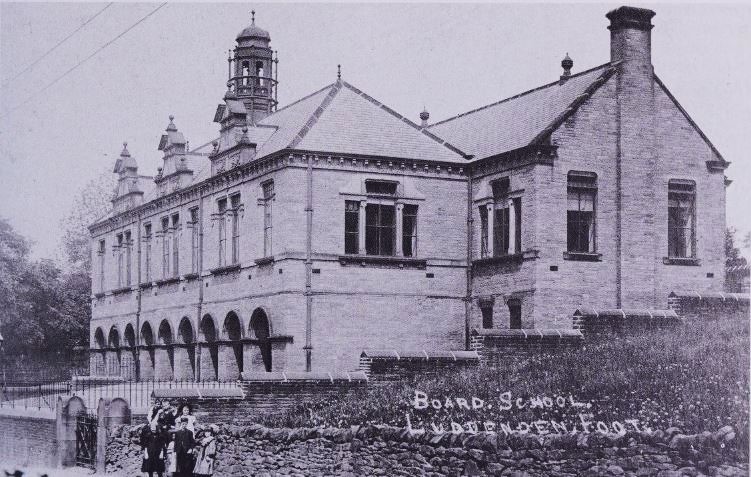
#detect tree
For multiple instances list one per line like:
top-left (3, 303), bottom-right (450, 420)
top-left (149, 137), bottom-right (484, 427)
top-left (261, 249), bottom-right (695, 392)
top-left (59, 170), bottom-right (116, 272)
top-left (725, 227), bottom-right (749, 293)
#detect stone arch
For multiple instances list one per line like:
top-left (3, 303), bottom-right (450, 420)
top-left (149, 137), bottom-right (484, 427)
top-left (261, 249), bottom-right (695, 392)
top-left (199, 314), bottom-right (219, 381)
top-left (222, 311), bottom-right (244, 341)
top-left (122, 324), bottom-right (137, 380)
top-left (155, 319), bottom-right (174, 380)
top-left (158, 319), bottom-right (174, 345)
top-left (220, 312), bottom-right (243, 379)
top-left (94, 327), bottom-right (106, 349)
top-left (106, 326), bottom-right (121, 376)
top-left (107, 326), bottom-right (121, 348)
top-left (123, 324), bottom-right (136, 347)
top-left (141, 322), bottom-right (155, 346)
top-left (139, 321), bottom-right (155, 381)
top-left (175, 317), bottom-right (196, 380)
top-left (250, 308), bottom-right (272, 372)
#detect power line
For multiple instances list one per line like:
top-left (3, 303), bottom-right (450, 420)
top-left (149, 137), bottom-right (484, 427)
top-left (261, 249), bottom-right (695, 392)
top-left (1, 3), bottom-right (115, 88)
top-left (1, 3), bottom-right (167, 119)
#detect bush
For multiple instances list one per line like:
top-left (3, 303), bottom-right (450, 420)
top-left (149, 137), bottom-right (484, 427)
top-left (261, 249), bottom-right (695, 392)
top-left (258, 316), bottom-right (749, 458)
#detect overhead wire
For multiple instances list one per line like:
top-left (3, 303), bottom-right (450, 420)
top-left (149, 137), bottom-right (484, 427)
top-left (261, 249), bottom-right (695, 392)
top-left (1, 2), bottom-right (168, 119)
top-left (1, 3), bottom-right (115, 88)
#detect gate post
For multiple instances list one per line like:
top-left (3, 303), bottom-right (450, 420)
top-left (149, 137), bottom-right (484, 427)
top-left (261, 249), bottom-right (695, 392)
top-left (56, 395), bottom-right (86, 468)
top-left (96, 397), bottom-right (132, 474)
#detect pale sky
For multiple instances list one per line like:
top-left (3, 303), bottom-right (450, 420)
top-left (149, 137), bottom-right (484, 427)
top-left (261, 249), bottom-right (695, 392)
top-left (1, 2), bottom-right (749, 260)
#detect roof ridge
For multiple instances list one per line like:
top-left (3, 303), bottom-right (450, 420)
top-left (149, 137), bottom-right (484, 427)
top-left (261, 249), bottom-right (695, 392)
top-left (429, 62), bottom-right (613, 128)
top-left (286, 81), bottom-right (343, 149)
top-left (262, 82), bottom-right (336, 120)
top-left (339, 80), bottom-right (470, 159)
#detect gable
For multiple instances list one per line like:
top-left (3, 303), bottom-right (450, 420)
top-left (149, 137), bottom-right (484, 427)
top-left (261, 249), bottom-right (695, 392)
top-left (428, 64), bottom-right (615, 160)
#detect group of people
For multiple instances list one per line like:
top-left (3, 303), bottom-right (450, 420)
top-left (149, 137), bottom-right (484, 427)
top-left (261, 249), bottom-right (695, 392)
top-left (139, 401), bottom-right (218, 477)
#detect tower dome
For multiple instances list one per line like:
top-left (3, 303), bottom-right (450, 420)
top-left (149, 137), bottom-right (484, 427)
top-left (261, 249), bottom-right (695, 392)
top-left (236, 11), bottom-right (270, 44)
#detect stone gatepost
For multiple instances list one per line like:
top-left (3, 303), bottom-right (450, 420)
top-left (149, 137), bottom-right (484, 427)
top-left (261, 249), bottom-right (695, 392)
top-left (173, 344), bottom-right (194, 381)
top-left (55, 395), bottom-right (86, 468)
top-left (139, 346), bottom-right (155, 380)
top-left (154, 345), bottom-right (173, 380)
top-left (218, 342), bottom-right (239, 381)
top-left (199, 342), bottom-right (217, 381)
top-left (96, 397), bottom-right (132, 474)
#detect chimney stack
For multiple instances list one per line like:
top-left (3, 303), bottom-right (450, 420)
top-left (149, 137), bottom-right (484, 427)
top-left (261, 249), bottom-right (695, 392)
top-left (606, 6), bottom-right (655, 66)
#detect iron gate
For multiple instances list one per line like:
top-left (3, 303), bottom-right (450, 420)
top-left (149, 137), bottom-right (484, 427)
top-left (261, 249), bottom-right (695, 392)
top-left (75, 411), bottom-right (97, 469)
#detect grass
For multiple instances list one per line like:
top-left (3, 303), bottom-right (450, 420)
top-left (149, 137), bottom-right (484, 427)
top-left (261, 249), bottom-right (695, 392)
top-left (257, 315), bottom-right (749, 457)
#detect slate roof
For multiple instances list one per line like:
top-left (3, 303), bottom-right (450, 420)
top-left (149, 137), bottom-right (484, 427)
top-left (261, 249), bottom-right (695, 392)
top-left (428, 63), bottom-right (616, 160)
top-left (254, 81), bottom-right (468, 163)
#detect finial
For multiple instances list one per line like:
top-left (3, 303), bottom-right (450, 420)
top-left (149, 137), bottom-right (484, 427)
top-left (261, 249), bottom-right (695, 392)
top-left (120, 141), bottom-right (130, 156)
top-left (560, 53), bottom-right (573, 83)
top-left (420, 108), bottom-right (430, 127)
top-left (337, 64), bottom-right (341, 80)
top-left (167, 115), bottom-right (177, 131)
top-left (251, 10), bottom-right (255, 24)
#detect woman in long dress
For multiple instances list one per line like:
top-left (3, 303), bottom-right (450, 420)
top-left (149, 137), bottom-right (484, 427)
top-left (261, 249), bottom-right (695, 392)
top-left (192, 425), bottom-right (218, 477)
top-left (140, 422), bottom-right (168, 477)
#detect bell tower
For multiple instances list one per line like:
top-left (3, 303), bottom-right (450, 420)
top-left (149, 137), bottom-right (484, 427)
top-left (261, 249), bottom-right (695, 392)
top-left (228, 11), bottom-right (278, 124)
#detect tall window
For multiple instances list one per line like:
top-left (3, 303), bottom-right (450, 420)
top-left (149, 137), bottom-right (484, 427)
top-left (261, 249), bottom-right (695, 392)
top-left (161, 217), bottom-right (170, 279)
top-left (508, 298), bottom-right (522, 329)
top-left (241, 61), bottom-right (250, 86)
top-left (124, 230), bottom-right (132, 286)
top-left (116, 233), bottom-right (124, 287)
top-left (567, 171), bottom-right (597, 253)
top-left (190, 207), bottom-right (199, 274)
top-left (171, 214), bottom-right (180, 277)
top-left (98, 239), bottom-right (106, 292)
top-left (492, 178), bottom-right (521, 257)
top-left (262, 182), bottom-right (274, 257)
top-left (217, 198), bottom-right (227, 267)
top-left (479, 207), bottom-right (489, 258)
top-left (344, 201), bottom-right (360, 254)
top-left (668, 180), bottom-right (696, 258)
top-left (365, 204), bottom-right (395, 256)
top-left (402, 205), bottom-right (418, 257)
top-left (255, 61), bottom-right (265, 86)
top-left (343, 181), bottom-right (419, 258)
top-left (144, 223), bottom-right (152, 282)
top-left (230, 193), bottom-right (241, 264)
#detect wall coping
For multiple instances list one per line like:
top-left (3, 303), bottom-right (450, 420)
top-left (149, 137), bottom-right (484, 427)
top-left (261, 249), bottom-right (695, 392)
top-left (471, 328), bottom-right (583, 338)
top-left (151, 387), bottom-right (245, 399)
top-left (240, 371), bottom-right (368, 383)
top-left (669, 291), bottom-right (749, 303)
top-left (360, 349), bottom-right (479, 361)
top-left (573, 308), bottom-right (679, 319)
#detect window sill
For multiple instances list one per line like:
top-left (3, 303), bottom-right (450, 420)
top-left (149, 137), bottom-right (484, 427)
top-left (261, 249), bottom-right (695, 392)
top-left (254, 256), bottom-right (275, 266)
top-left (563, 251), bottom-right (602, 262)
top-left (93, 292), bottom-right (106, 299)
top-left (183, 273), bottom-right (199, 281)
top-left (663, 257), bottom-right (701, 266)
top-left (210, 264), bottom-right (241, 275)
top-left (139, 282), bottom-right (154, 289)
top-left (155, 277), bottom-right (180, 286)
top-left (338, 254), bottom-right (427, 270)
top-left (111, 286), bottom-right (133, 295)
top-left (473, 249), bottom-right (539, 267)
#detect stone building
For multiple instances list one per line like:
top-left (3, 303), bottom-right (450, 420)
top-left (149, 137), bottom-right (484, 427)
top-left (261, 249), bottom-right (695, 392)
top-left (89, 6), bottom-right (729, 380)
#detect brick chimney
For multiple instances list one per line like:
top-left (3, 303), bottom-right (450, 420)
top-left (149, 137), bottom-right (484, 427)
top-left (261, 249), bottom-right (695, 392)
top-left (607, 6), bottom-right (658, 310)
top-left (607, 6), bottom-right (655, 66)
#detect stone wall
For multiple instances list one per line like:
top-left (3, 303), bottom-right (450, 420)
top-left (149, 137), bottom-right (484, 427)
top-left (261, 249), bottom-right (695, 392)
top-left (572, 309), bottom-right (682, 337)
top-left (470, 329), bottom-right (583, 364)
top-left (667, 292), bottom-right (749, 322)
top-left (106, 423), bottom-right (748, 477)
top-left (359, 350), bottom-right (479, 381)
top-left (0, 412), bottom-right (57, 467)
